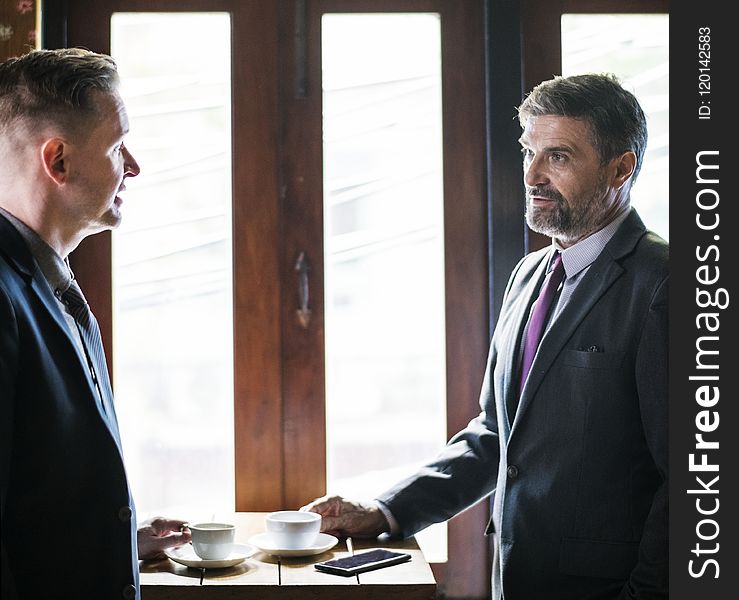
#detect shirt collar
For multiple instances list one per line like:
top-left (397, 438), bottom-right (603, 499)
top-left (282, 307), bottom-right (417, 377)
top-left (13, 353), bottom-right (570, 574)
top-left (0, 207), bottom-right (73, 295)
top-left (552, 208), bottom-right (631, 278)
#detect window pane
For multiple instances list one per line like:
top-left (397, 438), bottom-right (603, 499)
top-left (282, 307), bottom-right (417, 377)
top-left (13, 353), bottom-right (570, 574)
top-left (110, 13), bottom-right (234, 519)
top-left (322, 13), bottom-right (447, 561)
top-left (562, 14), bottom-right (669, 240)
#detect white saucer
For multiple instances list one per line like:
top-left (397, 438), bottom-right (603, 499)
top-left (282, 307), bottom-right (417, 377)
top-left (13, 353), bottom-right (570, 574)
top-left (248, 532), bottom-right (339, 557)
top-left (165, 543), bottom-right (256, 569)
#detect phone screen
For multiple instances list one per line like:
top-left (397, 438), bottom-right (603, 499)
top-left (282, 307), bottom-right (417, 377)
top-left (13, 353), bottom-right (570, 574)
top-left (315, 549), bottom-right (411, 576)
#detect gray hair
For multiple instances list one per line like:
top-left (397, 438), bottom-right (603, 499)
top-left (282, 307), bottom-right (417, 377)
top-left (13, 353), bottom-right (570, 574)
top-left (518, 73), bottom-right (648, 182)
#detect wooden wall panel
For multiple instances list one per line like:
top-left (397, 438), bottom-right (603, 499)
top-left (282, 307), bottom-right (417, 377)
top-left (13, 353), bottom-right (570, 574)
top-left (0, 0), bottom-right (38, 61)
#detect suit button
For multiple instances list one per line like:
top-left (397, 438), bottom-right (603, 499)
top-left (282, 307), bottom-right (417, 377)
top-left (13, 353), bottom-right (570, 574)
top-left (121, 584), bottom-right (137, 599)
top-left (118, 506), bottom-right (133, 522)
top-left (507, 465), bottom-right (519, 479)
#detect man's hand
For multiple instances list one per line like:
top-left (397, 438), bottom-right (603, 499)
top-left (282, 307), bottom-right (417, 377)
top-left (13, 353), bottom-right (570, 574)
top-left (300, 495), bottom-right (389, 539)
top-left (137, 517), bottom-right (192, 561)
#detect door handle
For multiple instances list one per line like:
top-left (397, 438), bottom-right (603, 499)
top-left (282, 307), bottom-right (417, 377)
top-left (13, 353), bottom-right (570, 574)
top-left (295, 251), bottom-right (312, 328)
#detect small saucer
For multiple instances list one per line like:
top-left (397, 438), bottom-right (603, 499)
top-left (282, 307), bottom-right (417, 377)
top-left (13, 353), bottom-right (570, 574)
top-left (248, 532), bottom-right (339, 557)
top-left (165, 543), bottom-right (256, 569)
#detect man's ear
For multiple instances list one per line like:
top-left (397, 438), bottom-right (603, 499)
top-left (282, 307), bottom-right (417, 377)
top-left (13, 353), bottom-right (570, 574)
top-left (40, 138), bottom-right (68, 185)
top-left (611, 151), bottom-right (637, 190)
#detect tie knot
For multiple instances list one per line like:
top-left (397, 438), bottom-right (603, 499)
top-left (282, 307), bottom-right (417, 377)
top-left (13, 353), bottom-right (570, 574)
top-left (60, 279), bottom-right (88, 311)
top-left (550, 251), bottom-right (564, 274)
top-left (546, 252), bottom-right (566, 289)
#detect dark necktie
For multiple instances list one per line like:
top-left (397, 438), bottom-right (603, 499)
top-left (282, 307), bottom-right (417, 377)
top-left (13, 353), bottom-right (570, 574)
top-left (60, 278), bottom-right (111, 414)
top-left (519, 252), bottom-right (565, 394)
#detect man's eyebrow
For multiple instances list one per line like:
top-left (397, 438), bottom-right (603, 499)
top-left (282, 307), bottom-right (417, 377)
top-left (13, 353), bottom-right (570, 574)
top-left (543, 144), bottom-right (573, 153)
top-left (517, 139), bottom-right (574, 154)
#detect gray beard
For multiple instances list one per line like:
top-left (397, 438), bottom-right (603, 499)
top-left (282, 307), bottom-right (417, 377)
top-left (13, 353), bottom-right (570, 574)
top-left (525, 176), bottom-right (608, 243)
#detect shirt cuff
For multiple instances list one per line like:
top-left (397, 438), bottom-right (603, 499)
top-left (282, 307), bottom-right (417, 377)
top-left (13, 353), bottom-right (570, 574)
top-left (373, 499), bottom-right (400, 536)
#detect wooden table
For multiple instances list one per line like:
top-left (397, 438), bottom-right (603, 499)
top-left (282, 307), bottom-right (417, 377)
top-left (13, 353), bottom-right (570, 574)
top-left (140, 512), bottom-right (436, 599)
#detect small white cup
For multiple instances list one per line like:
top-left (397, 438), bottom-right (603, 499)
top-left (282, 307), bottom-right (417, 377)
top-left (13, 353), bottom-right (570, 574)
top-left (265, 510), bottom-right (321, 549)
top-left (189, 522), bottom-right (236, 560)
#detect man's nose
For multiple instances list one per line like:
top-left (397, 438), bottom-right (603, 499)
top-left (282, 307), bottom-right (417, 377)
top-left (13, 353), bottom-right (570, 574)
top-left (123, 146), bottom-right (141, 177)
top-left (524, 155), bottom-right (548, 188)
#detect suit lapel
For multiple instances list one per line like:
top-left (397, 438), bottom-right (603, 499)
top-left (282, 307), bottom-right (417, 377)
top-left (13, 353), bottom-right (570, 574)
top-left (1, 213), bottom-right (123, 446)
top-left (511, 211), bottom-right (647, 431)
top-left (40, 273), bottom-right (123, 444)
top-left (32, 275), bottom-right (93, 370)
top-left (1, 216), bottom-right (93, 381)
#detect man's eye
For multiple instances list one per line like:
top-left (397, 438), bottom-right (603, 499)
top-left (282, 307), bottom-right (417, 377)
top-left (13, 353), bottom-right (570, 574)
top-left (551, 152), bottom-right (566, 162)
top-left (520, 148), bottom-right (533, 159)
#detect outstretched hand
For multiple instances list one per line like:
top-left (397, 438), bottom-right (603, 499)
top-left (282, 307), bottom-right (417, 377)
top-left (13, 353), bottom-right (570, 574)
top-left (300, 495), bottom-right (389, 539)
top-left (137, 516), bottom-right (192, 561)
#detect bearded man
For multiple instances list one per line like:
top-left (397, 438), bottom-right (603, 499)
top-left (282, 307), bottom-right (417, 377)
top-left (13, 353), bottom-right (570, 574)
top-left (302, 73), bottom-right (668, 600)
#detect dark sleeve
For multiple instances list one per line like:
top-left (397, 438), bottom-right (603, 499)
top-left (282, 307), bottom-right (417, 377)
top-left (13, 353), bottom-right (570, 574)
top-left (0, 285), bottom-right (20, 599)
top-left (621, 274), bottom-right (669, 598)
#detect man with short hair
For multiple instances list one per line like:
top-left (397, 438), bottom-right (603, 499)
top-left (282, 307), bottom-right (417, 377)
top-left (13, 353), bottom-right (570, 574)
top-left (1, 48), bottom-right (190, 600)
top-left (303, 74), bottom-right (668, 599)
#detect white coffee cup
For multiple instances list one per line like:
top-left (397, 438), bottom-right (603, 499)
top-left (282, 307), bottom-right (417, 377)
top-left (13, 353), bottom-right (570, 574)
top-left (265, 510), bottom-right (321, 549)
top-left (189, 522), bottom-right (236, 560)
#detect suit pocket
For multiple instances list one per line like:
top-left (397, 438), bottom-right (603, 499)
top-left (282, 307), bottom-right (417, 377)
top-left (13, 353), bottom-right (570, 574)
top-left (562, 349), bottom-right (625, 370)
top-left (559, 537), bottom-right (638, 579)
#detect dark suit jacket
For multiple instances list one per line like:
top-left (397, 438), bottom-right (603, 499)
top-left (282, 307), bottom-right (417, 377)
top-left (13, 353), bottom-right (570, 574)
top-left (377, 209), bottom-right (668, 599)
top-left (0, 213), bottom-right (139, 600)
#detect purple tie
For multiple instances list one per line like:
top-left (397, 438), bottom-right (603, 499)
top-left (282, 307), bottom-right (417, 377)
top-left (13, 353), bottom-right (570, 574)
top-left (519, 252), bottom-right (565, 394)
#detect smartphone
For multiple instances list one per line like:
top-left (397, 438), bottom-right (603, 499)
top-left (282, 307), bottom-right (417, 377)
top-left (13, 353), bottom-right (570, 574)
top-left (314, 549), bottom-right (412, 576)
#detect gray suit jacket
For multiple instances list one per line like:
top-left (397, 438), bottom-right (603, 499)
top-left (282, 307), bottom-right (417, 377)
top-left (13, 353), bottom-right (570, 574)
top-left (377, 209), bottom-right (668, 599)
